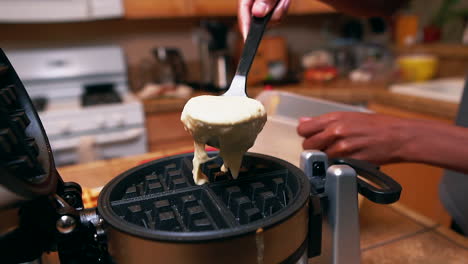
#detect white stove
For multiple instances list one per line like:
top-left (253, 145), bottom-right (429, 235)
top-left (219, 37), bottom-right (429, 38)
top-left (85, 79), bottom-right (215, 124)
top-left (6, 46), bottom-right (147, 166)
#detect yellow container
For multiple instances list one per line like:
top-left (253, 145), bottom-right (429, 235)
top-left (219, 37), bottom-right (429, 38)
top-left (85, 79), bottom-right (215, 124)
top-left (397, 55), bottom-right (438, 82)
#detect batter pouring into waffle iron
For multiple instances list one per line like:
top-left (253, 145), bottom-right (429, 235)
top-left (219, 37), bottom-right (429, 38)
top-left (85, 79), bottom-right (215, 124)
top-left (180, 0), bottom-right (276, 185)
top-left (181, 95), bottom-right (267, 185)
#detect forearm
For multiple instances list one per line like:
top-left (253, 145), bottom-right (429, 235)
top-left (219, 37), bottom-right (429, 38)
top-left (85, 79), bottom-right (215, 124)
top-left (398, 119), bottom-right (468, 174)
top-left (319, 0), bottom-right (408, 17)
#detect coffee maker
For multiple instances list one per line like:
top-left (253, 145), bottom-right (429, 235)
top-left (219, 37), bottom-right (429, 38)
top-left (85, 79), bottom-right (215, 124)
top-left (195, 21), bottom-right (234, 91)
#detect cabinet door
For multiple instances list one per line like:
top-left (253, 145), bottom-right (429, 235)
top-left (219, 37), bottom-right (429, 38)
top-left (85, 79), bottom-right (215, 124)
top-left (145, 111), bottom-right (193, 151)
top-left (190, 0), bottom-right (238, 16)
top-left (124, 0), bottom-right (190, 18)
top-left (289, 0), bottom-right (334, 15)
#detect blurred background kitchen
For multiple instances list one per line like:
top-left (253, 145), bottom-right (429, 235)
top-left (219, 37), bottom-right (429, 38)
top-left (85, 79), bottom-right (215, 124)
top-left (2, 0), bottom-right (468, 233)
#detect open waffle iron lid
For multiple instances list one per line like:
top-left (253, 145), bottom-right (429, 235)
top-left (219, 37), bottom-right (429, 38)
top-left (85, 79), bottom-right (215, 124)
top-left (98, 151), bottom-right (311, 242)
top-left (0, 49), bottom-right (59, 207)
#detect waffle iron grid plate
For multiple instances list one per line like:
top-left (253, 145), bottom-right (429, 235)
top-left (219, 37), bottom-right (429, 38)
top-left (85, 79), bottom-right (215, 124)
top-left (98, 152), bottom-right (310, 242)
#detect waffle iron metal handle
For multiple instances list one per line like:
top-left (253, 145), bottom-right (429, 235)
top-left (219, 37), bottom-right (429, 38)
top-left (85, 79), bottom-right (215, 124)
top-left (329, 158), bottom-right (402, 204)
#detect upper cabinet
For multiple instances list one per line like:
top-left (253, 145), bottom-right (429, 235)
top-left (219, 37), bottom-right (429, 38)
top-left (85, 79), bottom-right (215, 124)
top-left (124, 0), bottom-right (334, 19)
top-left (124, 0), bottom-right (190, 18)
top-left (190, 0), bottom-right (239, 16)
top-left (289, 0), bottom-right (334, 14)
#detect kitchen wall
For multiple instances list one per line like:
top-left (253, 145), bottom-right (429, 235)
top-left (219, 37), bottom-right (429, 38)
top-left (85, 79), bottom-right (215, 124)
top-left (0, 14), bottom-right (340, 91)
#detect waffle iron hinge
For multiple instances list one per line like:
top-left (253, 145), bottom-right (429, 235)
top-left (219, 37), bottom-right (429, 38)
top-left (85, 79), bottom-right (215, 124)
top-left (0, 181), bottom-right (108, 264)
top-left (300, 150), bottom-right (402, 264)
top-left (300, 150), bottom-right (361, 264)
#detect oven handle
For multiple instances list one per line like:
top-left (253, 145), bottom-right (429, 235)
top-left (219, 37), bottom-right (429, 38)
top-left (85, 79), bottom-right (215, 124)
top-left (329, 157), bottom-right (402, 204)
top-left (51, 128), bottom-right (144, 151)
top-left (96, 128), bottom-right (144, 145)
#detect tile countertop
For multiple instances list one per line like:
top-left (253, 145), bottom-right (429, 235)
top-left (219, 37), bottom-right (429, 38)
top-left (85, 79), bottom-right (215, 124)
top-left (57, 146), bottom-right (468, 264)
top-left (142, 79), bottom-right (460, 121)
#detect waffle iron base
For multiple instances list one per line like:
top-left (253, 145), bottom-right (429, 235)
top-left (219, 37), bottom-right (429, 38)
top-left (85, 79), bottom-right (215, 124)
top-left (98, 152), bottom-right (312, 264)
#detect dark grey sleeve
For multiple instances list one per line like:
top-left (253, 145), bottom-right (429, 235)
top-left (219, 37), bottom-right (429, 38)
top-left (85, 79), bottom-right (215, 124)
top-left (439, 75), bottom-right (468, 235)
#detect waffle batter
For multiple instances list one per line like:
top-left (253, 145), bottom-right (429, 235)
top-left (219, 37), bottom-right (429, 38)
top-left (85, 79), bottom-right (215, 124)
top-left (181, 95), bottom-right (267, 185)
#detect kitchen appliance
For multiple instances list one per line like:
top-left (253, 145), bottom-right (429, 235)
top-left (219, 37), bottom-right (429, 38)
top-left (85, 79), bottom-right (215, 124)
top-left (5, 46), bottom-right (147, 166)
top-left (0, 0), bottom-right (123, 23)
top-left (152, 47), bottom-right (187, 86)
top-left (0, 49), bottom-right (402, 264)
top-left (196, 21), bottom-right (233, 91)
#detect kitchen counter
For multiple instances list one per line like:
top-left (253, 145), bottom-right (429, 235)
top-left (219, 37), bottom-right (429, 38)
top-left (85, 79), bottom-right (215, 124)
top-left (142, 80), bottom-right (379, 115)
top-left (142, 79), bottom-right (460, 121)
top-left (56, 146), bottom-right (468, 263)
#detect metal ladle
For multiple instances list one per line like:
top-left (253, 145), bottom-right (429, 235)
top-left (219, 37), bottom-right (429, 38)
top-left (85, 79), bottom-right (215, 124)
top-left (205, 2), bottom-right (278, 149)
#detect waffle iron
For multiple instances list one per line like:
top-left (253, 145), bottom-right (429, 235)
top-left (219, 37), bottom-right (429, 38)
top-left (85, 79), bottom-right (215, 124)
top-left (0, 48), bottom-right (402, 264)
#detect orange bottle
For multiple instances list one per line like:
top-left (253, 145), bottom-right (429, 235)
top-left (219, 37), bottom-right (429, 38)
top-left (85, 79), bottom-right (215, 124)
top-left (394, 14), bottom-right (419, 46)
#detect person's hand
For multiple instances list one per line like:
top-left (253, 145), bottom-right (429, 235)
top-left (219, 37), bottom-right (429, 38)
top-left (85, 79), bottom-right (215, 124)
top-left (297, 112), bottom-right (413, 165)
top-left (238, 0), bottom-right (291, 40)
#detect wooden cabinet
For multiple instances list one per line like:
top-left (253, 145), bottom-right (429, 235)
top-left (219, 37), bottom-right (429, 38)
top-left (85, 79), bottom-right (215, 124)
top-left (145, 111), bottom-right (193, 151)
top-left (190, 0), bottom-right (238, 16)
top-left (124, 0), bottom-right (190, 19)
top-left (244, 36), bottom-right (289, 85)
top-left (289, 0), bottom-right (334, 14)
top-left (368, 102), bottom-right (453, 227)
top-left (124, 0), bottom-right (334, 19)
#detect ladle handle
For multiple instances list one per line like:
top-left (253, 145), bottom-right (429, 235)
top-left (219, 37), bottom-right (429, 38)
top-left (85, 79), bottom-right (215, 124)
top-left (235, 1), bottom-right (279, 77)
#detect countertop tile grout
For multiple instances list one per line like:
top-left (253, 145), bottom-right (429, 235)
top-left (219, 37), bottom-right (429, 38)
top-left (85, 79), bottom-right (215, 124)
top-left (389, 203), bottom-right (440, 229)
top-left (432, 229), bottom-right (468, 251)
top-left (361, 227), bottom-right (433, 252)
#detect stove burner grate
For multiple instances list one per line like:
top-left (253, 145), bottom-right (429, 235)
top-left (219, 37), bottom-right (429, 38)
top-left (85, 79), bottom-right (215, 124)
top-left (81, 83), bottom-right (122, 107)
top-left (31, 97), bottom-right (47, 112)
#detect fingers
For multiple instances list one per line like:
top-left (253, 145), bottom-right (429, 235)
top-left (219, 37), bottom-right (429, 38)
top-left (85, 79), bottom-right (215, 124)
top-left (272, 0), bottom-right (290, 22)
top-left (324, 137), bottom-right (394, 165)
top-left (238, 0), bottom-right (254, 41)
top-left (324, 138), bottom-right (364, 159)
top-left (297, 117), bottom-right (326, 138)
top-left (239, 0), bottom-right (289, 40)
top-left (252, 0), bottom-right (278, 17)
top-left (297, 112), bottom-right (342, 138)
top-left (301, 121), bottom-right (357, 151)
top-left (347, 150), bottom-right (386, 165)
top-left (299, 112), bottom-right (366, 155)
top-left (302, 130), bottom-right (336, 150)
top-left (298, 111), bottom-right (404, 164)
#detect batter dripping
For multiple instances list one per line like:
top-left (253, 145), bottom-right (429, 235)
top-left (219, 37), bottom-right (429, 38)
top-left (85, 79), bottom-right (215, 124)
top-left (181, 95), bottom-right (267, 185)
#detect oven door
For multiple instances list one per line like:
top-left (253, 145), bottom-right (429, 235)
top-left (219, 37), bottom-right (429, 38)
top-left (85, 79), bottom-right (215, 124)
top-left (49, 128), bottom-right (147, 166)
